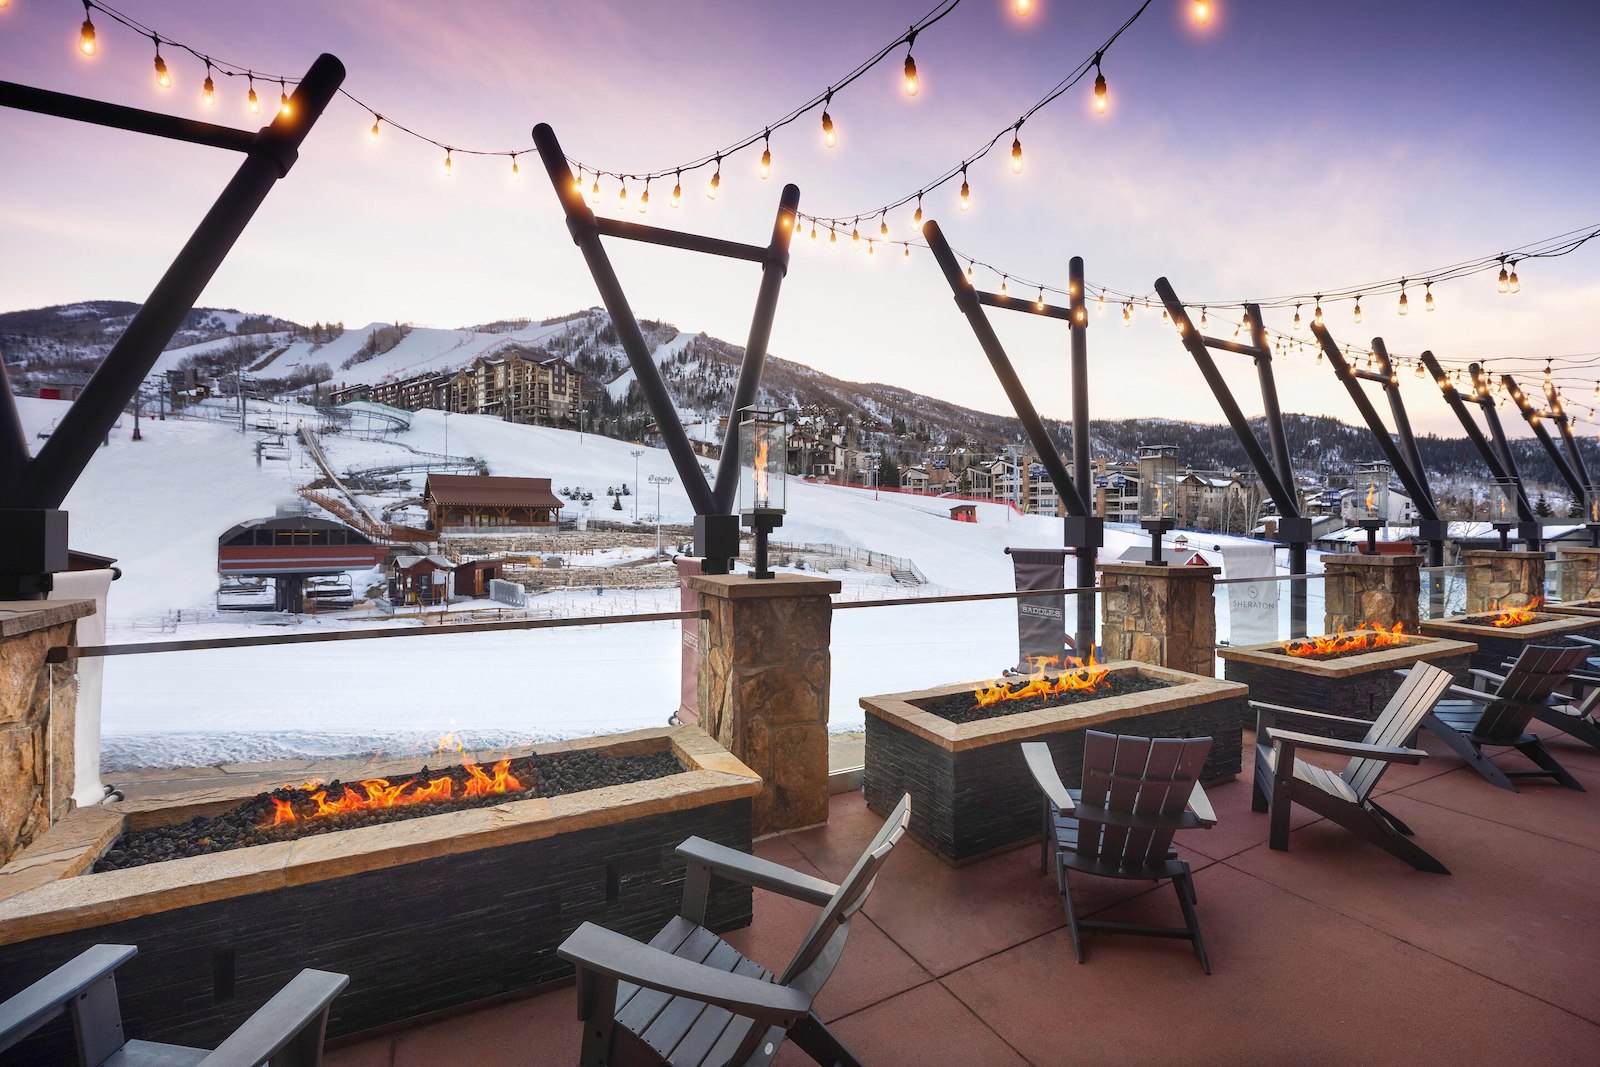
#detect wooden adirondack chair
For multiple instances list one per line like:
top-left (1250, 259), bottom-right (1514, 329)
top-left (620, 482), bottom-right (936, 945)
top-left (1425, 643), bottom-right (1590, 791)
top-left (557, 793), bottom-right (910, 1067)
top-left (1512, 634), bottom-right (1600, 751)
top-left (0, 944), bottom-right (347, 1067)
top-left (1253, 661), bottom-right (1455, 873)
top-left (1022, 732), bottom-right (1218, 974)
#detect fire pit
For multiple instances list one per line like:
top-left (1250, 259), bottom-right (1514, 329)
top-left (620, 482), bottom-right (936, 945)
top-left (1421, 601), bottom-right (1600, 671)
top-left (861, 659), bottom-right (1245, 864)
top-left (1220, 625), bottom-right (1476, 738)
top-left (0, 727), bottom-right (759, 1048)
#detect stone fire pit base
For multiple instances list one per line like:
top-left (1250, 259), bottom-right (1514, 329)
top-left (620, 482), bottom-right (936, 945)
top-left (1219, 636), bottom-right (1476, 739)
top-left (860, 662), bottom-right (1245, 865)
top-left (1420, 613), bottom-right (1600, 672)
top-left (0, 727), bottom-right (758, 1051)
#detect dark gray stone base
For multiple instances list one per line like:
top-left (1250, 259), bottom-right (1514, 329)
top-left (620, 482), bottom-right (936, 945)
top-left (863, 697), bottom-right (1243, 865)
top-left (1224, 654), bottom-right (1471, 739)
top-left (0, 800), bottom-right (752, 1060)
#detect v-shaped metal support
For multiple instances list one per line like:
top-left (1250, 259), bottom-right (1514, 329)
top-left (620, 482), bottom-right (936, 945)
top-left (531, 125), bottom-right (797, 574)
top-left (1502, 372), bottom-right (1590, 503)
top-left (921, 220), bottom-right (1100, 652)
top-left (1154, 279), bottom-right (1311, 637)
top-left (0, 57), bottom-right (345, 597)
top-left (1419, 354), bottom-right (1541, 539)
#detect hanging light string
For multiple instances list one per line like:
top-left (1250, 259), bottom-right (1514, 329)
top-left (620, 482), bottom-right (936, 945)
top-left (799, 0), bottom-right (1155, 230)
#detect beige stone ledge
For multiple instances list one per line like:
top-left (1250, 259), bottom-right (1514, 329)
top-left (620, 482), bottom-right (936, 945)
top-left (860, 660), bottom-right (1247, 753)
top-left (1097, 563), bottom-right (1219, 579)
top-left (0, 600), bottom-right (94, 640)
top-left (1420, 613), bottom-right (1600, 642)
top-left (689, 573), bottom-right (843, 599)
top-left (1218, 635), bottom-right (1477, 678)
top-left (0, 726), bottom-right (758, 947)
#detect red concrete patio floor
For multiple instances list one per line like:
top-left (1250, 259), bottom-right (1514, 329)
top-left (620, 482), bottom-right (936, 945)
top-left (326, 726), bottom-right (1600, 1066)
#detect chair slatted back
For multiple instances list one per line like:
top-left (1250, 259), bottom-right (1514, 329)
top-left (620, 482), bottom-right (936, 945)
top-left (1076, 731), bottom-right (1211, 871)
top-left (1474, 644), bottom-right (1591, 742)
top-left (1343, 661), bottom-right (1455, 801)
top-left (778, 793), bottom-right (909, 988)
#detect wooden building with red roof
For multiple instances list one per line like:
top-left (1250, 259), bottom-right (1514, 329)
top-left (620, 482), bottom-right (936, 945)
top-left (423, 474), bottom-right (563, 534)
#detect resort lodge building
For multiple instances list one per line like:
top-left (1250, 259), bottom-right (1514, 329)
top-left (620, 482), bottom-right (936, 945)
top-left (330, 350), bottom-right (583, 427)
top-left (423, 474), bottom-right (564, 534)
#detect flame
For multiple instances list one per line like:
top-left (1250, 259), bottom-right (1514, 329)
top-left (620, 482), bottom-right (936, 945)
top-left (1284, 620), bottom-right (1407, 658)
top-left (1488, 599), bottom-right (1541, 627)
top-left (1366, 480), bottom-right (1377, 515)
top-left (972, 649), bottom-right (1110, 708)
top-left (1591, 496), bottom-right (1597, 523)
top-left (753, 437), bottom-right (770, 507)
top-left (263, 758), bottom-right (523, 828)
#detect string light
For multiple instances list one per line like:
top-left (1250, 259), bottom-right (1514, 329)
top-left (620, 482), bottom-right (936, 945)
top-left (1497, 257), bottom-right (1510, 293)
top-left (1509, 259), bottom-right (1521, 292)
top-left (1000, 274), bottom-right (1009, 296)
top-left (79, 1), bottom-right (97, 55)
top-left (618, 177), bottom-right (627, 205)
top-left (903, 28), bottom-right (920, 96)
top-left (1313, 296), bottom-right (1324, 323)
top-left (1353, 295), bottom-right (1362, 324)
top-left (830, 224), bottom-right (838, 245)
top-left (759, 131), bottom-right (772, 180)
top-left (810, 222), bottom-right (818, 241)
top-left (821, 90), bottom-right (836, 148)
top-left (1192, 0), bottom-right (1212, 24)
top-left (1016, 0), bottom-right (1032, 14)
top-left (966, 260), bottom-right (974, 284)
top-left (1200, 306), bottom-right (1208, 327)
top-left (201, 59), bottom-right (215, 106)
top-left (639, 178), bottom-right (649, 213)
top-left (442, 148), bottom-right (452, 176)
top-left (904, 243), bottom-right (911, 259)
top-left (590, 174), bottom-right (601, 205)
top-left (370, 115), bottom-right (381, 143)
top-left (1123, 302), bottom-right (1132, 327)
top-left (152, 38), bottom-right (170, 89)
top-left (851, 219), bottom-right (860, 246)
top-left (671, 171), bottom-right (682, 209)
top-left (246, 74), bottom-right (259, 114)
top-left (707, 155), bottom-right (721, 200)
top-left (1425, 280), bottom-right (1435, 311)
top-left (278, 78), bottom-right (291, 117)
top-left (511, 154), bottom-right (521, 181)
top-left (959, 165), bottom-right (970, 212)
top-left (880, 211), bottom-right (889, 238)
top-left (1398, 282), bottom-right (1408, 316)
top-left (1036, 287), bottom-right (1046, 312)
top-left (913, 194), bottom-right (923, 228)
top-left (1092, 53), bottom-right (1108, 114)
top-left (1292, 304), bottom-right (1302, 330)
top-left (1011, 124), bottom-right (1024, 173)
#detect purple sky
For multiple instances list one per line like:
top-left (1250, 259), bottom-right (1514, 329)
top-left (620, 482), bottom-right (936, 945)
top-left (3, 0), bottom-right (1598, 436)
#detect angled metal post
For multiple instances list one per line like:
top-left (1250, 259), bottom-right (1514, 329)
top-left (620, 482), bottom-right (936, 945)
top-left (1503, 374), bottom-right (1585, 501)
top-left (1247, 306), bottom-right (1294, 495)
top-left (1067, 257), bottom-right (1097, 653)
top-left (17, 54), bottom-right (346, 509)
top-left (1469, 364), bottom-right (1533, 520)
top-left (0, 359), bottom-right (26, 504)
top-left (1370, 340), bottom-right (1435, 515)
top-left (1546, 379), bottom-right (1593, 491)
top-left (710, 186), bottom-right (800, 514)
top-left (1419, 353), bottom-right (1518, 490)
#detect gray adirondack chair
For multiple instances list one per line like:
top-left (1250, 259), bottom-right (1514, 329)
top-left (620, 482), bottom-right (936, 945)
top-left (557, 793), bottom-right (910, 1067)
top-left (1424, 643), bottom-right (1589, 791)
top-left (1022, 732), bottom-right (1218, 974)
top-left (1253, 661), bottom-right (1455, 873)
top-left (1512, 634), bottom-right (1600, 751)
top-left (0, 944), bottom-right (347, 1066)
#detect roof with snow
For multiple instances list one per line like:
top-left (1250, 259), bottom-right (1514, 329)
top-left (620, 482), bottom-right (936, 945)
top-left (424, 474), bottom-right (563, 509)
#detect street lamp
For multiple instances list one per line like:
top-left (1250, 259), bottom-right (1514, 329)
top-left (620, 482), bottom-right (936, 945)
top-left (1355, 460), bottom-right (1391, 555)
top-left (738, 408), bottom-right (787, 580)
top-left (1492, 477), bottom-right (1519, 551)
top-left (649, 474), bottom-right (673, 555)
top-left (630, 449), bottom-right (645, 521)
top-left (1139, 449), bottom-right (1179, 566)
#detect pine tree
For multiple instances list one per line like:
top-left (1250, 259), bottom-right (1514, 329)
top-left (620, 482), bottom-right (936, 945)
top-left (1535, 492), bottom-right (1554, 518)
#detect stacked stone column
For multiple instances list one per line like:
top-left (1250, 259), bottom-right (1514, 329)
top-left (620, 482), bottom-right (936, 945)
top-left (1462, 550), bottom-right (1545, 613)
top-left (690, 573), bottom-right (840, 834)
top-left (1321, 553), bottom-right (1422, 634)
top-left (1556, 546), bottom-right (1600, 604)
top-left (1098, 563), bottom-right (1218, 677)
top-left (1, 600), bottom-right (92, 865)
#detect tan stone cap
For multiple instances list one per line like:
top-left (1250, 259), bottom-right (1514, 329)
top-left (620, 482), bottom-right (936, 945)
top-left (1421, 614), bottom-right (1600, 640)
top-left (1321, 553), bottom-right (1424, 567)
top-left (0, 599), bottom-right (95, 639)
top-left (1097, 563), bottom-right (1219, 578)
top-left (1217, 635), bottom-right (1477, 677)
top-left (690, 573), bottom-right (843, 598)
top-left (0, 726), bottom-right (759, 947)
top-left (1459, 550), bottom-right (1544, 560)
top-left (860, 660), bottom-right (1247, 752)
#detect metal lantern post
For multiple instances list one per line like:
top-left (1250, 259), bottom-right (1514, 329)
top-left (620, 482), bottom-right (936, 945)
top-left (1492, 478), bottom-right (1520, 551)
top-left (1139, 449), bottom-right (1179, 565)
top-left (738, 408), bottom-right (787, 580)
top-left (1355, 460), bottom-right (1391, 555)
top-left (630, 449), bottom-right (644, 521)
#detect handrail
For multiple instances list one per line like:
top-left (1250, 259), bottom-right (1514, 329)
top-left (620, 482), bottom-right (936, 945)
top-left (49, 608), bottom-right (707, 662)
top-left (1212, 573), bottom-right (1327, 587)
top-left (834, 584), bottom-right (1117, 610)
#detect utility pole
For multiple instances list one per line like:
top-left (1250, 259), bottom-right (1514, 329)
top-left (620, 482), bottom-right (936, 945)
top-left (649, 473), bottom-right (673, 555)
top-left (867, 450), bottom-right (880, 500)
top-left (631, 449), bottom-right (644, 521)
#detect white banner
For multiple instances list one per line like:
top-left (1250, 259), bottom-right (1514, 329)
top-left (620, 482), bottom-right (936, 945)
top-left (50, 568), bottom-right (115, 804)
top-left (1220, 543), bottom-right (1280, 645)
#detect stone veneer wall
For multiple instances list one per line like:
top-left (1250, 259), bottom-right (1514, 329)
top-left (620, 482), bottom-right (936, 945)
top-left (691, 573), bottom-right (841, 834)
top-left (1461, 550), bottom-right (1545, 613)
top-left (0, 602), bottom-right (92, 866)
top-left (1557, 547), bottom-right (1600, 603)
top-left (1098, 563), bottom-right (1218, 677)
top-left (1322, 553), bottom-right (1423, 633)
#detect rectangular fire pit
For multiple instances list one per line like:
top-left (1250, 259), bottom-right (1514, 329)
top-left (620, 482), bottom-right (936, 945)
top-left (1219, 634), bottom-right (1476, 739)
top-left (1420, 611), bottom-right (1600, 672)
top-left (0, 727), bottom-right (758, 1051)
top-left (860, 661), bottom-right (1245, 865)
top-left (1543, 600), bottom-right (1600, 620)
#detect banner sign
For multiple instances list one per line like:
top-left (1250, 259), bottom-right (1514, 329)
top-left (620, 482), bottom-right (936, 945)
top-left (674, 557), bottom-right (704, 725)
top-left (1220, 543), bottom-right (1280, 645)
top-left (1009, 547), bottom-right (1069, 669)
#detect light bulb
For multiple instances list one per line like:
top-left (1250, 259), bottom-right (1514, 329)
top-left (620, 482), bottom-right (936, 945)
top-left (1200, 307), bottom-right (1208, 326)
top-left (279, 80), bottom-right (292, 117)
top-left (830, 226), bottom-right (838, 245)
top-left (618, 179), bottom-right (627, 204)
top-left (1509, 262), bottom-right (1521, 292)
top-left (966, 262), bottom-right (974, 285)
top-left (851, 221), bottom-right (860, 246)
top-left (1011, 135), bottom-right (1023, 174)
top-left (904, 244), bottom-right (911, 259)
top-left (511, 157), bottom-right (521, 182)
top-left (706, 163), bottom-right (720, 200)
top-left (79, 13), bottom-right (97, 55)
top-left (959, 169), bottom-right (971, 212)
top-left (202, 69), bottom-right (216, 106)
top-left (1036, 289), bottom-right (1046, 312)
top-left (760, 134), bottom-right (772, 180)
top-left (880, 214), bottom-right (889, 238)
top-left (1353, 297), bottom-right (1363, 324)
top-left (247, 82), bottom-right (259, 114)
top-left (639, 182), bottom-right (649, 212)
top-left (1123, 303), bottom-right (1132, 327)
top-left (1192, 0), bottom-right (1211, 25)
top-left (1316, 350), bottom-right (1324, 365)
top-left (591, 177), bottom-right (601, 205)
top-left (370, 117), bottom-right (381, 143)
top-left (1001, 276), bottom-right (1009, 296)
top-left (903, 53), bottom-right (919, 96)
top-left (1425, 284), bottom-right (1435, 311)
top-left (822, 110), bottom-right (836, 148)
top-left (913, 196), bottom-right (923, 226)
top-left (1093, 64), bottom-right (1108, 114)
top-left (810, 223), bottom-right (817, 241)
top-left (1398, 289), bottom-right (1409, 316)
top-left (154, 51), bottom-right (170, 89)
top-left (443, 150), bottom-right (452, 176)
top-left (868, 241), bottom-right (875, 256)
top-left (1415, 361), bottom-right (1425, 378)
top-left (1015, 0), bottom-right (1031, 13)
top-left (671, 173), bottom-right (682, 208)
top-left (1313, 298), bottom-right (1323, 323)
top-left (1292, 305), bottom-right (1302, 330)
top-left (1497, 262), bottom-right (1510, 293)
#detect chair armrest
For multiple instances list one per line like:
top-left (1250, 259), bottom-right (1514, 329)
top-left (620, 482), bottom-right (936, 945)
top-left (1468, 668), bottom-right (1507, 689)
top-left (676, 837), bottom-right (838, 907)
top-left (200, 970), bottom-right (348, 1067)
top-left (1186, 782), bottom-right (1218, 828)
top-left (1566, 634), bottom-right (1600, 649)
top-left (1252, 701), bottom-right (1372, 730)
top-left (0, 944), bottom-right (137, 1054)
top-left (559, 923), bottom-right (811, 1026)
top-left (1267, 728), bottom-right (1427, 764)
top-left (1021, 742), bottom-right (1074, 814)
top-left (1069, 801), bottom-right (1207, 832)
top-left (1445, 685), bottom-right (1497, 704)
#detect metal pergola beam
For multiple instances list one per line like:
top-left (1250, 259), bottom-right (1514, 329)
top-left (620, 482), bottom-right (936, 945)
top-left (1370, 339), bottom-right (1436, 516)
top-left (1504, 374), bottom-right (1586, 501)
top-left (1547, 378), bottom-right (1594, 492)
top-left (1419, 352), bottom-right (1531, 517)
top-left (0, 80), bottom-right (258, 153)
top-left (531, 123), bottom-right (797, 574)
